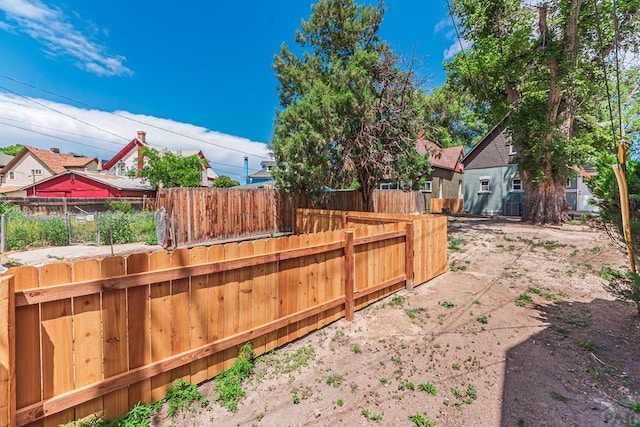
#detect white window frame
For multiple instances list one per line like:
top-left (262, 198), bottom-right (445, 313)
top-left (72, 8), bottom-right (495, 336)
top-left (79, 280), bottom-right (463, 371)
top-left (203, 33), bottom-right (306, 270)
top-left (508, 144), bottom-right (517, 155)
top-left (479, 176), bottom-right (491, 194)
top-left (31, 169), bottom-right (42, 176)
top-left (423, 181), bottom-right (432, 193)
top-left (510, 176), bottom-right (523, 192)
top-left (8, 171), bottom-right (14, 180)
top-left (379, 182), bottom-right (392, 190)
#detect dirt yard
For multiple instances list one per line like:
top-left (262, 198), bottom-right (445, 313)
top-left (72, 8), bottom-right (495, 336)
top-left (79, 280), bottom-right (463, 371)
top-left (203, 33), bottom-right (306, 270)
top-left (152, 217), bottom-right (640, 427)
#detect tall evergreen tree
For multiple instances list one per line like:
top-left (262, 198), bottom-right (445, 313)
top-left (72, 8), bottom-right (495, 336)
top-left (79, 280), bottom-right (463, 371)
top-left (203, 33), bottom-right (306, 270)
top-left (271, 0), bottom-right (425, 211)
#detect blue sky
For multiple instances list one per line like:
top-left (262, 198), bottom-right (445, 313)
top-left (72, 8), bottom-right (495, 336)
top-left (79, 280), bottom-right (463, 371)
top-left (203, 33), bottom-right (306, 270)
top-left (0, 0), bottom-right (463, 180)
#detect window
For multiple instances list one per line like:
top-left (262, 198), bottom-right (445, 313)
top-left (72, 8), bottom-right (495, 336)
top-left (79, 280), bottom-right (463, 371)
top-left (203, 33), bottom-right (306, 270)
top-left (479, 176), bottom-right (490, 193)
top-left (379, 182), bottom-right (391, 190)
top-left (31, 169), bottom-right (42, 176)
top-left (508, 144), bottom-right (517, 155)
top-left (423, 181), bottom-right (432, 192)
top-left (511, 177), bottom-right (523, 191)
top-left (8, 171), bottom-right (14, 180)
top-left (117, 162), bottom-right (126, 175)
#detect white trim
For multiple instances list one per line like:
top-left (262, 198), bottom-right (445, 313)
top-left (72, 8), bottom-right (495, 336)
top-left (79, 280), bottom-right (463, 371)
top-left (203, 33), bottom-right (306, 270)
top-left (423, 181), bottom-right (432, 192)
top-left (479, 177), bottom-right (491, 194)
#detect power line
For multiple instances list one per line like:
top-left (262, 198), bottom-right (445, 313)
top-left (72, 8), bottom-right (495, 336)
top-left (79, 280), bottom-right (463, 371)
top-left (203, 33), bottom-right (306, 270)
top-left (0, 115), bottom-right (125, 146)
top-left (0, 84), bottom-right (130, 142)
top-left (0, 120), bottom-right (119, 154)
top-left (0, 75), bottom-right (271, 159)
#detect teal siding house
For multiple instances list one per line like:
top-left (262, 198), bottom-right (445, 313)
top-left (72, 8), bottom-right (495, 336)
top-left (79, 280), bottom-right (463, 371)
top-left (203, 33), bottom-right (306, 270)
top-left (461, 120), bottom-right (525, 216)
top-left (462, 119), bottom-right (599, 216)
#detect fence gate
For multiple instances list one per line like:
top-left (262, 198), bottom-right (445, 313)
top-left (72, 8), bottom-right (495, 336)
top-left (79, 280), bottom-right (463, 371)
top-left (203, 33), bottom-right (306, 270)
top-left (67, 213), bottom-right (99, 245)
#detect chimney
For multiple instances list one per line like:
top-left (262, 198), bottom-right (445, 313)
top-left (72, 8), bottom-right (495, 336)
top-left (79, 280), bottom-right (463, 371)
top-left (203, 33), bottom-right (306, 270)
top-left (50, 147), bottom-right (60, 154)
top-left (137, 131), bottom-right (146, 143)
top-left (243, 156), bottom-right (249, 185)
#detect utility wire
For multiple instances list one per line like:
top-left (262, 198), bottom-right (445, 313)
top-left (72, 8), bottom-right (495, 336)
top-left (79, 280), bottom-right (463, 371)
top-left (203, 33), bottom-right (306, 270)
top-left (0, 121), bottom-right (119, 154)
top-left (0, 84), bottom-right (130, 142)
top-left (0, 75), bottom-right (271, 159)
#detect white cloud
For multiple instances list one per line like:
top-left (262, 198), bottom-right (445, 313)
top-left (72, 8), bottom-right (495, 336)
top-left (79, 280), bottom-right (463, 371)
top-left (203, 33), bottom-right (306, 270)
top-left (433, 16), bottom-right (451, 34)
top-left (443, 38), bottom-right (472, 60)
top-left (0, 92), bottom-right (270, 180)
top-left (0, 0), bottom-right (132, 77)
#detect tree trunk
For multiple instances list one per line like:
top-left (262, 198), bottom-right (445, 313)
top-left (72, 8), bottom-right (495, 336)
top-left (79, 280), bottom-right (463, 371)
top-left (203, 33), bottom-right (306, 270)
top-left (360, 184), bottom-right (374, 212)
top-left (521, 174), bottom-right (569, 224)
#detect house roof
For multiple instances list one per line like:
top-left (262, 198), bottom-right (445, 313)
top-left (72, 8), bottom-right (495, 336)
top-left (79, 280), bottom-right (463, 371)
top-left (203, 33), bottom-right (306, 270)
top-left (416, 139), bottom-right (464, 172)
top-left (23, 170), bottom-right (154, 191)
top-left (233, 180), bottom-right (276, 189)
top-left (102, 137), bottom-right (145, 170)
top-left (0, 153), bottom-right (14, 167)
top-left (2, 146), bottom-right (99, 175)
top-left (461, 115), bottom-right (509, 166)
top-left (248, 168), bottom-right (273, 179)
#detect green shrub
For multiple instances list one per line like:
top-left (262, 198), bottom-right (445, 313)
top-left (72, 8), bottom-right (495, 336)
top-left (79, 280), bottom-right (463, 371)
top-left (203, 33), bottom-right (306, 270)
top-left (106, 200), bottom-right (133, 214)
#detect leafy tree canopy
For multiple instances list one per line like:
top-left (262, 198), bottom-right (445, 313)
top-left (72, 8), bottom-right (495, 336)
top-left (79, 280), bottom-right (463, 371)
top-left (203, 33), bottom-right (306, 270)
top-left (0, 144), bottom-right (24, 156)
top-left (211, 175), bottom-right (240, 188)
top-left (132, 147), bottom-right (206, 190)
top-left (271, 0), bottom-right (426, 211)
top-left (447, 0), bottom-right (639, 224)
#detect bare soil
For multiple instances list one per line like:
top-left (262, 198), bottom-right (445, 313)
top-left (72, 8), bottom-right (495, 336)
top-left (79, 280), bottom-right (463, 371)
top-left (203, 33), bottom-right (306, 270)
top-left (152, 217), bottom-right (640, 427)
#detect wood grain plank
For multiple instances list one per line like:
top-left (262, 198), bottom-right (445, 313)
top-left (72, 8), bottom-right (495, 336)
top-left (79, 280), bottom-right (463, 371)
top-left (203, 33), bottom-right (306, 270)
top-left (207, 245), bottom-right (225, 378)
top-left (188, 246), bottom-right (209, 384)
top-left (149, 250), bottom-right (172, 401)
top-left (222, 243), bottom-right (240, 370)
top-left (170, 248), bottom-right (191, 383)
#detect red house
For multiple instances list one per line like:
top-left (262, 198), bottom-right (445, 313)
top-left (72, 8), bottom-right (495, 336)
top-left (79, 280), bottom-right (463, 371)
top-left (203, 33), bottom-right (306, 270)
top-left (24, 170), bottom-right (155, 198)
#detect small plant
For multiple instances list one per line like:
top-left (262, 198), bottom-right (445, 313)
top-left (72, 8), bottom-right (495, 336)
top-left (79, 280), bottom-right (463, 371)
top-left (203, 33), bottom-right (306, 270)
top-left (418, 382), bottom-right (437, 396)
top-left (406, 307), bottom-right (426, 319)
top-left (331, 328), bottom-right (345, 341)
top-left (352, 344), bottom-right (362, 354)
top-left (578, 338), bottom-right (597, 351)
top-left (292, 389), bottom-right (301, 404)
top-left (452, 363), bottom-right (461, 371)
top-left (476, 315), bottom-right (488, 324)
top-left (379, 377), bottom-right (388, 385)
top-left (215, 343), bottom-right (254, 412)
top-left (361, 409), bottom-right (383, 423)
top-left (398, 381), bottom-right (415, 391)
top-left (549, 390), bottom-right (569, 402)
top-left (600, 267), bottom-right (640, 316)
top-left (389, 294), bottom-right (405, 307)
top-left (440, 301), bottom-right (455, 308)
top-left (257, 412), bottom-right (265, 421)
top-left (408, 412), bottom-right (435, 427)
top-left (165, 378), bottom-right (209, 417)
top-left (448, 236), bottom-right (466, 251)
top-left (450, 260), bottom-right (467, 271)
top-left (559, 314), bottom-right (589, 328)
top-left (515, 294), bottom-right (533, 307)
top-left (326, 373), bottom-right (345, 388)
top-left (336, 398), bottom-right (344, 407)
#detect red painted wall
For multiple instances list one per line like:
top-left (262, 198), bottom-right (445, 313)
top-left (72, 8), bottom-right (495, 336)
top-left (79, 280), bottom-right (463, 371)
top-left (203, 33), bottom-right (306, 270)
top-left (26, 174), bottom-right (154, 198)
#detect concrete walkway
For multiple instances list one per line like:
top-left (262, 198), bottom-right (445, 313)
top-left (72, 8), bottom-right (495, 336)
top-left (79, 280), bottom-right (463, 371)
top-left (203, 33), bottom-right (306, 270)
top-left (2, 242), bottom-right (155, 267)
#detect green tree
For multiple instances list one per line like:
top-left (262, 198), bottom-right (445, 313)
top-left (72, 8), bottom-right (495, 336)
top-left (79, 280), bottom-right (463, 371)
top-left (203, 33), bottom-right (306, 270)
top-left (211, 175), bottom-right (240, 188)
top-left (447, 0), bottom-right (639, 224)
top-left (0, 144), bottom-right (24, 156)
top-left (416, 85), bottom-right (489, 149)
top-left (132, 147), bottom-right (206, 189)
top-left (272, 0), bottom-right (425, 211)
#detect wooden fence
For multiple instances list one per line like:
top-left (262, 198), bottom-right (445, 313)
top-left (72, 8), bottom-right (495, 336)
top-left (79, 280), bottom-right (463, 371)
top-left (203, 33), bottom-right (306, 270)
top-left (157, 188), bottom-right (444, 247)
top-left (4, 197), bottom-right (153, 216)
top-left (0, 211), bottom-right (447, 427)
top-left (430, 198), bottom-right (463, 214)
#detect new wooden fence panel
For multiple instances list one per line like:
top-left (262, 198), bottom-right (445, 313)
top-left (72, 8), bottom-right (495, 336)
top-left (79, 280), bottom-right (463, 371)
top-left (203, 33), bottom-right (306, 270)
top-left (72, 260), bottom-right (103, 421)
top-left (170, 249), bottom-right (191, 383)
top-left (251, 240), bottom-right (268, 357)
top-left (276, 236), bottom-right (292, 347)
top-left (189, 246), bottom-right (210, 384)
top-left (222, 243), bottom-right (240, 371)
top-left (126, 253), bottom-right (152, 405)
top-left (149, 251), bottom-right (172, 401)
top-left (238, 241), bottom-right (254, 340)
top-left (40, 263), bottom-right (74, 427)
top-left (263, 238), bottom-right (279, 353)
top-left (14, 266), bottom-right (42, 427)
top-left (207, 245), bottom-right (226, 378)
top-left (0, 275), bottom-right (15, 427)
top-left (101, 257), bottom-right (128, 420)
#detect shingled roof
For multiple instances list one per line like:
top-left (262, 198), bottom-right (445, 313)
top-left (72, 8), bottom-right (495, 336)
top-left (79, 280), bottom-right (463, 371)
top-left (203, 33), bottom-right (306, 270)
top-left (415, 139), bottom-right (464, 172)
top-left (23, 146), bottom-right (99, 174)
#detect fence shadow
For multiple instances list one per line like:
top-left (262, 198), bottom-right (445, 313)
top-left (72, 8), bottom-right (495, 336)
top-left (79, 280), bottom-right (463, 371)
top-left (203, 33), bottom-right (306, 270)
top-left (501, 298), bottom-right (640, 426)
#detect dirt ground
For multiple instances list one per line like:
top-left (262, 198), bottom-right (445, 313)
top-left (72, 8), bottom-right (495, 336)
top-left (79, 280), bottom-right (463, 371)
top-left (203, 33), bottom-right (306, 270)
top-left (152, 217), bottom-right (640, 427)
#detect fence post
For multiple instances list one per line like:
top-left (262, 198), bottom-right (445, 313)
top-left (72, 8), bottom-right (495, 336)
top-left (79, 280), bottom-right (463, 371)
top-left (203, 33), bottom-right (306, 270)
top-left (0, 275), bottom-right (16, 427)
top-left (344, 230), bottom-right (355, 321)
top-left (341, 211), bottom-right (348, 229)
top-left (404, 222), bottom-right (414, 291)
top-left (1, 214), bottom-right (5, 253)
